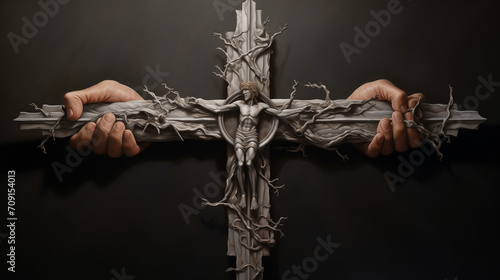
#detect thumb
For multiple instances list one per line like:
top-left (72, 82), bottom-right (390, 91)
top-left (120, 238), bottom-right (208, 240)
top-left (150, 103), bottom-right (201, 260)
top-left (63, 80), bottom-right (142, 121)
top-left (63, 91), bottom-right (85, 121)
top-left (372, 79), bottom-right (409, 113)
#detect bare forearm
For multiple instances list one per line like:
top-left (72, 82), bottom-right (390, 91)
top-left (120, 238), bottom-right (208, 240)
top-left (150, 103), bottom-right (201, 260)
top-left (266, 107), bottom-right (304, 118)
top-left (197, 101), bottom-right (219, 113)
top-left (190, 98), bottom-right (237, 113)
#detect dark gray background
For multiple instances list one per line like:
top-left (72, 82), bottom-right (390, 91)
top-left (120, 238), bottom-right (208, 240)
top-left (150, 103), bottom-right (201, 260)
top-left (1, 0), bottom-right (499, 279)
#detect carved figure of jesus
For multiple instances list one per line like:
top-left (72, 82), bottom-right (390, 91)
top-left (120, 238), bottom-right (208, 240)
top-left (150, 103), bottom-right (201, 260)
top-left (188, 81), bottom-right (307, 210)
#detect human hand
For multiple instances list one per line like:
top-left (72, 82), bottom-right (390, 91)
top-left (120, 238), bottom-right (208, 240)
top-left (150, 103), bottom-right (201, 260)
top-left (63, 80), bottom-right (148, 157)
top-left (347, 79), bottom-right (425, 158)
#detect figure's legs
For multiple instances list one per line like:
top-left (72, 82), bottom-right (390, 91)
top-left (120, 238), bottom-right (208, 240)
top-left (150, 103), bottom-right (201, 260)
top-left (235, 148), bottom-right (247, 208)
top-left (246, 147), bottom-right (258, 211)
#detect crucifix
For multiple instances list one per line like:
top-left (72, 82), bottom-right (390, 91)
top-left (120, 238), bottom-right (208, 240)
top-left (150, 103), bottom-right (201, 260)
top-left (14, 1), bottom-right (485, 279)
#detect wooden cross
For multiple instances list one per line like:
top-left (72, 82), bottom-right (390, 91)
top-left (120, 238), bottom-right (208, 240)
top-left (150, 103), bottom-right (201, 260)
top-left (14, 1), bottom-right (485, 279)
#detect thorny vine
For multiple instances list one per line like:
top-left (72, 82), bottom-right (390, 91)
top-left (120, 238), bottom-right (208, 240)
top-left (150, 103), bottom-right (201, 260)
top-left (213, 22), bottom-right (288, 87)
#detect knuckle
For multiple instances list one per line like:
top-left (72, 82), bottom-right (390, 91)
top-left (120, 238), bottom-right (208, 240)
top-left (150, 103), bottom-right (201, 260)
top-left (95, 125), bottom-right (109, 136)
top-left (394, 90), bottom-right (407, 100)
top-left (108, 128), bottom-right (124, 144)
top-left (393, 122), bottom-right (405, 132)
top-left (63, 92), bottom-right (78, 107)
top-left (374, 78), bottom-right (391, 85)
top-left (80, 123), bottom-right (95, 138)
top-left (98, 80), bottom-right (119, 87)
top-left (404, 112), bottom-right (414, 120)
top-left (410, 92), bottom-right (425, 99)
top-left (98, 80), bottom-right (120, 94)
top-left (108, 133), bottom-right (121, 144)
top-left (62, 92), bottom-right (73, 102)
top-left (91, 131), bottom-right (106, 148)
top-left (97, 119), bottom-right (113, 132)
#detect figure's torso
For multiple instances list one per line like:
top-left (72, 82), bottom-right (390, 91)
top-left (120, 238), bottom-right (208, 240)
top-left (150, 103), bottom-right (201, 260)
top-left (235, 101), bottom-right (268, 131)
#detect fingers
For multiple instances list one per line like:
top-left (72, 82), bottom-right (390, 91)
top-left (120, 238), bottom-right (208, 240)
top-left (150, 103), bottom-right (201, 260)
top-left (392, 111), bottom-right (409, 152)
top-left (123, 130), bottom-right (142, 157)
top-left (69, 112), bottom-right (143, 158)
top-left (357, 134), bottom-right (385, 158)
top-left (378, 118), bottom-right (394, 155)
top-left (361, 113), bottom-right (418, 158)
top-left (92, 113), bottom-right (115, 155)
top-left (392, 91), bottom-right (425, 150)
top-left (107, 121), bottom-right (126, 158)
top-left (361, 111), bottom-right (420, 158)
top-left (364, 114), bottom-right (408, 157)
top-left (94, 113), bottom-right (143, 158)
top-left (69, 122), bottom-right (96, 151)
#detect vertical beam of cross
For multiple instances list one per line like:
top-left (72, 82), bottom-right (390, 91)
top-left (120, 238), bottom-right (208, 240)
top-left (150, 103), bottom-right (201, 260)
top-left (223, 1), bottom-right (272, 279)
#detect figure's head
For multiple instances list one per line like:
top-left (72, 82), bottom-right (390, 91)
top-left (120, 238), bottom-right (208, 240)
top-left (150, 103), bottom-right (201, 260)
top-left (240, 81), bottom-right (259, 101)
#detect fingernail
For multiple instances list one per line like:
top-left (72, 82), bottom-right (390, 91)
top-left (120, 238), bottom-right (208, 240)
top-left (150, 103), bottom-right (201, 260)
top-left (103, 113), bottom-right (114, 123)
top-left (85, 124), bottom-right (94, 133)
top-left (393, 111), bottom-right (403, 121)
top-left (124, 130), bottom-right (134, 140)
top-left (405, 112), bottom-right (413, 120)
top-left (400, 104), bottom-right (408, 112)
top-left (381, 119), bottom-right (390, 132)
top-left (67, 108), bottom-right (73, 119)
top-left (114, 122), bottom-right (125, 131)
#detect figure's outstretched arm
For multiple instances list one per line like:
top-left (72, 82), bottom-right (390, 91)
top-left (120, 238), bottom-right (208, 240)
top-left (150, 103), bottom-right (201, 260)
top-left (187, 97), bottom-right (238, 113)
top-left (265, 105), bottom-right (310, 119)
